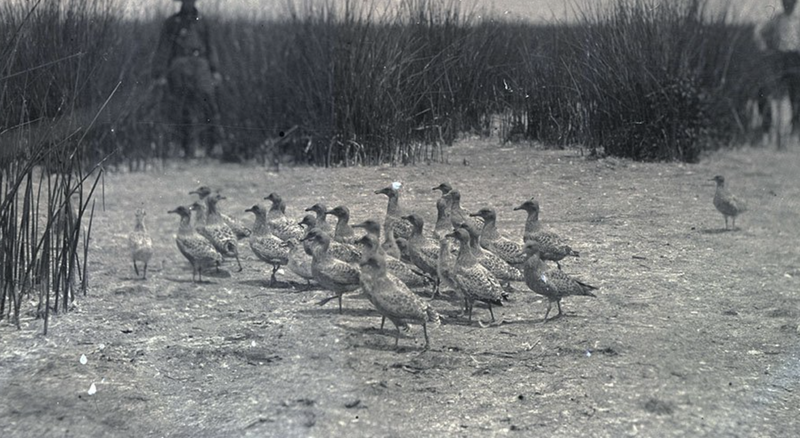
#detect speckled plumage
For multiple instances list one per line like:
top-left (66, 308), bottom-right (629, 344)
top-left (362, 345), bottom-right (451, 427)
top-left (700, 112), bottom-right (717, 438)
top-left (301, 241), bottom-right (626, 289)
top-left (264, 193), bottom-right (304, 241)
top-left (359, 252), bottom-right (441, 350)
top-left (169, 206), bottom-right (223, 282)
top-left (711, 175), bottom-right (747, 229)
top-left (196, 194), bottom-right (243, 271)
top-left (224, 215), bottom-right (252, 240)
top-left (299, 214), bottom-right (360, 263)
top-left (523, 231), bottom-right (579, 269)
top-left (284, 238), bottom-right (314, 283)
top-left (353, 220), bottom-right (430, 289)
top-left (302, 229), bottom-right (361, 313)
top-left (356, 232), bottom-right (423, 330)
top-left (129, 208), bottom-right (153, 279)
top-left (246, 204), bottom-right (290, 285)
top-left (522, 241), bottom-right (597, 321)
top-left (514, 198), bottom-right (578, 269)
top-left (459, 221), bottom-right (524, 284)
top-left (471, 207), bottom-right (526, 266)
top-left (444, 190), bottom-right (483, 231)
top-left (446, 228), bottom-right (507, 322)
top-left (401, 214), bottom-right (441, 281)
top-left (375, 185), bottom-right (414, 240)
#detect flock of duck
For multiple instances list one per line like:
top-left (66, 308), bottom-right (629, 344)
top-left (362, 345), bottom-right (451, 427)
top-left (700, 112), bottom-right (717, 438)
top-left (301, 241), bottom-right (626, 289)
top-left (127, 175), bottom-right (746, 350)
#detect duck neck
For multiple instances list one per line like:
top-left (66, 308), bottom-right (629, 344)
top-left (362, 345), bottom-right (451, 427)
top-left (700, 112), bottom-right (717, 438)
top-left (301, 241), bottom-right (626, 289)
top-left (178, 215), bottom-right (193, 235)
top-left (335, 216), bottom-right (353, 239)
top-left (481, 216), bottom-right (498, 241)
top-left (450, 197), bottom-right (461, 213)
top-left (523, 252), bottom-right (546, 277)
top-left (134, 217), bottom-right (146, 233)
top-left (252, 213), bottom-right (269, 236)
top-left (386, 193), bottom-right (401, 216)
top-left (435, 199), bottom-right (450, 229)
top-left (312, 241), bottom-right (331, 262)
top-left (268, 202), bottom-right (284, 220)
top-left (442, 195), bottom-right (453, 211)
top-left (205, 200), bottom-right (222, 224)
top-left (468, 232), bottom-right (482, 257)
top-left (456, 238), bottom-right (478, 266)
top-left (193, 203), bottom-right (207, 226)
top-left (524, 210), bottom-right (541, 234)
top-left (439, 238), bottom-right (452, 259)
top-left (409, 222), bottom-right (424, 242)
top-left (382, 226), bottom-right (400, 257)
top-left (316, 212), bottom-right (329, 228)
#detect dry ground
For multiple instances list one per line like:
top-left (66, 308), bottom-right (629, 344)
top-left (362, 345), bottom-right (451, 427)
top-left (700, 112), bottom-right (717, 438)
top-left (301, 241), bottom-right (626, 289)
top-left (1, 137), bottom-right (799, 437)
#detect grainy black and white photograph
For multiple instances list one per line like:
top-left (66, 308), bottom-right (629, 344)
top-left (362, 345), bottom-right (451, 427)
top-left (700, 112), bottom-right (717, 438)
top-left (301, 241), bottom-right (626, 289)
top-left (1, 0), bottom-right (798, 436)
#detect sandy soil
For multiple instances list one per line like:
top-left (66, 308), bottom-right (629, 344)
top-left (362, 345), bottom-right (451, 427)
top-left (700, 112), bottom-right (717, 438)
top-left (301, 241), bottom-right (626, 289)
top-left (1, 137), bottom-right (799, 437)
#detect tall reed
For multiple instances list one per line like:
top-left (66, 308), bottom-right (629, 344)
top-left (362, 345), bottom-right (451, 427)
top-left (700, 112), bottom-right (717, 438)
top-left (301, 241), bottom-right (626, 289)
top-left (1, 0), bottom-right (107, 333)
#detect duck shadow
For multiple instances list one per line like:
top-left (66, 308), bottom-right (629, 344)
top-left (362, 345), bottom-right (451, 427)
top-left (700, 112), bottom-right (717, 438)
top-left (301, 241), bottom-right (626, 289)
top-left (697, 227), bottom-right (739, 234)
top-left (237, 279), bottom-right (320, 291)
top-left (164, 276), bottom-right (220, 285)
top-left (333, 322), bottom-right (428, 352)
top-left (296, 305), bottom-right (377, 318)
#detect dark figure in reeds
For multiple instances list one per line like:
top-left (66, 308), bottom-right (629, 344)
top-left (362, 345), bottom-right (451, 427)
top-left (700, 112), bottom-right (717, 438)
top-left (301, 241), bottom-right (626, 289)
top-left (153, 0), bottom-right (228, 159)
top-left (754, 0), bottom-right (800, 137)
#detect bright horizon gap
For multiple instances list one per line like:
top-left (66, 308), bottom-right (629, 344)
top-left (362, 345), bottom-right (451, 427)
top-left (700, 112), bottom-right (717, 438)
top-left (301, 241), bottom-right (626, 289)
top-left (39, 0), bottom-right (788, 23)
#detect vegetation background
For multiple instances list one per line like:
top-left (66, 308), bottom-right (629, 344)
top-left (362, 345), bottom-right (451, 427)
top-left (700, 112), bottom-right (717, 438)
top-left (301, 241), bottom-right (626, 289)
top-left (0, 0), bottom-right (774, 169)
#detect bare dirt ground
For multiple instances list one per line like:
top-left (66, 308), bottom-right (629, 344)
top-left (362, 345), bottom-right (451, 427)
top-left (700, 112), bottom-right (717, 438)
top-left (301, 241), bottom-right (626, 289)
top-left (1, 137), bottom-right (799, 437)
